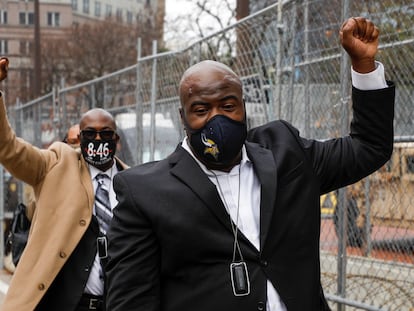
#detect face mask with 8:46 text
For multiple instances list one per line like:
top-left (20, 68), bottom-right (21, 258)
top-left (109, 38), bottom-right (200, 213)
top-left (80, 139), bottom-right (117, 168)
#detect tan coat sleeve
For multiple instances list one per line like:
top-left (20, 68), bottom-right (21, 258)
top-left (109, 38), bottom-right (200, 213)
top-left (0, 92), bottom-right (51, 185)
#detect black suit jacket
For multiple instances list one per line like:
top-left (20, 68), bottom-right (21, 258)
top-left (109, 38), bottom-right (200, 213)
top-left (106, 85), bottom-right (394, 311)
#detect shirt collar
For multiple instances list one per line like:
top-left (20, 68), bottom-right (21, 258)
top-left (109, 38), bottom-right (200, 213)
top-left (89, 161), bottom-right (118, 180)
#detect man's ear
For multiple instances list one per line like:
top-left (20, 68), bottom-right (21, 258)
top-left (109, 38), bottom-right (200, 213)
top-left (179, 108), bottom-right (189, 135)
top-left (242, 98), bottom-right (247, 123)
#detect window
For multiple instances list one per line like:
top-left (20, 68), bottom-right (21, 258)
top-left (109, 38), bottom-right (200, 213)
top-left (28, 12), bottom-right (34, 25)
top-left (19, 12), bottom-right (25, 24)
top-left (19, 12), bottom-right (34, 25)
top-left (406, 155), bottom-right (414, 174)
top-left (116, 8), bottom-right (122, 22)
top-left (95, 1), bottom-right (101, 17)
top-left (384, 158), bottom-right (393, 173)
top-left (72, 0), bottom-right (78, 10)
top-left (47, 12), bottom-right (60, 26)
top-left (83, 0), bottom-right (90, 14)
top-left (105, 4), bottom-right (112, 17)
top-left (20, 70), bottom-right (31, 96)
top-left (0, 40), bottom-right (8, 54)
top-left (126, 11), bottom-right (133, 24)
top-left (0, 10), bottom-right (7, 24)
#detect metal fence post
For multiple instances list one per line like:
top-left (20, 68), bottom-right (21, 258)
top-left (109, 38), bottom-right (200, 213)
top-left (285, 2), bottom-right (297, 124)
top-left (135, 37), bottom-right (143, 165)
top-left (336, 1), bottom-right (351, 310)
top-left (149, 40), bottom-right (158, 162)
top-left (274, 0), bottom-right (284, 120)
top-left (0, 165), bottom-right (4, 269)
top-left (60, 76), bottom-right (67, 136)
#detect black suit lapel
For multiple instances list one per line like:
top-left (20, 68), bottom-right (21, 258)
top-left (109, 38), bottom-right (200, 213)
top-left (245, 142), bottom-right (278, 250)
top-left (115, 157), bottom-right (128, 171)
top-left (169, 146), bottom-right (235, 234)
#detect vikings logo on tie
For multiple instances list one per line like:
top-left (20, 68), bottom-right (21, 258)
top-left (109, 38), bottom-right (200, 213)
top-left (201, 133), bottom-right (219, 161)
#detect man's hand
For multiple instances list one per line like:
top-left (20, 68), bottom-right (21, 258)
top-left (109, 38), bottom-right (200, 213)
top-left (0, 57), bottom-right (8, 82)
top-left (340, 17), bottom-right (379, 73)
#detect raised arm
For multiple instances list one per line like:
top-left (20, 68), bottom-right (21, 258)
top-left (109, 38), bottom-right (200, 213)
top-left (0, 57), bottom-right (48, 185)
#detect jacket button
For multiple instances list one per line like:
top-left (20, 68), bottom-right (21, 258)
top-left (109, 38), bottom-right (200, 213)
top-left (258, 301), bottom-right (265, 310)
top-left (79, 219), bottom-right (86, 226)
top-left (38, 283), bottom-right (45, 290)
top-left (59, 251), bottom-right (66, 258)
top-left (260, 260), bottom-right (268, 267)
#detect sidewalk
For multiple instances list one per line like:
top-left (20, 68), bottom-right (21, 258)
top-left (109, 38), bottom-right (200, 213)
top-left (0, 268), bottom-right (13, 306)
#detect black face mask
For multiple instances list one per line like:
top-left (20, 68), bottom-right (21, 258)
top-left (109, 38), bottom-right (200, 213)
top-left (80, 139), bottom-right (117, 168)
top-left (185, 115), bottom-right (247, 167)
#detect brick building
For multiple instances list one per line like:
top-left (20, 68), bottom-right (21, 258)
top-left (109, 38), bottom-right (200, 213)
top-left (0, 0), bottom-right (164, 106)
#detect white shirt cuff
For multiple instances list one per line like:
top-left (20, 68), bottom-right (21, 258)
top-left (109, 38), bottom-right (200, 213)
top-left (351, 61), bottom-right (388, 90)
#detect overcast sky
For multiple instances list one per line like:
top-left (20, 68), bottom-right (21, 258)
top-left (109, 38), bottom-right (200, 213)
top-left (165, 0), bottom-right (194, 16)
top-left (164, 0), bottom-right (235, 50)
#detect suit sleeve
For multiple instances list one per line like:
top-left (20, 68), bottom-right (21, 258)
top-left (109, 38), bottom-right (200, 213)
top-left (306, 83), bottom-right (395, 193)
top-left (106, 172), bottom-right (161, 311)
top-left (247, 83), bottom-right (395, 194)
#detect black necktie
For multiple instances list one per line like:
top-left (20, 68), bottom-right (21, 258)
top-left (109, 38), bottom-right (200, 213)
top-left (95, 174), bottom-right (112, 235)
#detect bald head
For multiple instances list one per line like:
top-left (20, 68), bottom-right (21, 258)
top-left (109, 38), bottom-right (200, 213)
top-left (179, 60), bottom-right (242, 107)
top-left (79, 108), bottom-right (117, 131)
top-left (180, 60), bottom-right (238, 83)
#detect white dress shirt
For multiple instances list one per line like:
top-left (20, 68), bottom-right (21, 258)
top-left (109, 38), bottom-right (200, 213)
top-left (84, 162), bottom-right (119, 295)
top-left (180, 61), bottom-right (388, 311)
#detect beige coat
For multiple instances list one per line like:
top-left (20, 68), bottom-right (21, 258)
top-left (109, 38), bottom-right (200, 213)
top-left (0, 94), bottom-right (128, 310)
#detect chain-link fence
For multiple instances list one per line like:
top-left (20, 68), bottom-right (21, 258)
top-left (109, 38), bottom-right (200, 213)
top-left (1, 0), bottom-right (413, 310)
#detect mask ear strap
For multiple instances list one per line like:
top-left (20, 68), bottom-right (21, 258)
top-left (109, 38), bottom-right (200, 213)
top-left (242, 98), bottom-right (248, 125)
top-left (180, 108), bottom-right (197, 135)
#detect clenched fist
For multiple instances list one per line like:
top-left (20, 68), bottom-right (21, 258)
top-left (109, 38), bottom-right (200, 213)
top-left (340, 17), bottom-right (379, 73)
top-left (0, 57), bottom-right (9, 82)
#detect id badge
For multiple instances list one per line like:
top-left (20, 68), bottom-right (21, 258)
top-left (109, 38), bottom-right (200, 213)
top-left (97, 236), bottom-right (108, 259)
top-left (230, 261), bottom-right (250, 296)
